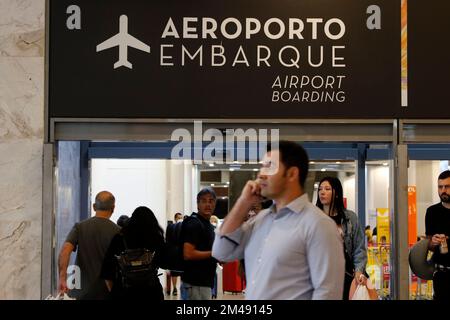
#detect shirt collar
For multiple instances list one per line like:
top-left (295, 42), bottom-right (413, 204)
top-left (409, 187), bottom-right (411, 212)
top-left (269, 193), bottom-right (309, 215)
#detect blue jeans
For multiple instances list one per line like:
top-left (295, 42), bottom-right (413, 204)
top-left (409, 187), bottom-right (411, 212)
top-left (180, 282), bottom-right (211, 300)
top-left (211, 273), bottom-right (217, 298)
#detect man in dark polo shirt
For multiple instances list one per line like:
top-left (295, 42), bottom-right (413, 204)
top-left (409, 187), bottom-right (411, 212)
top-left (426, 170), bottom-right (450, 300)
top-left (58, 191), bottom-right (120, 299)
top-left (180, 188), bottom-right (217, 300)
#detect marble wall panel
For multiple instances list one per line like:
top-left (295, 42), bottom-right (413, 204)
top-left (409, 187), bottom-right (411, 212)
top-left (0, 0), bottom-right (45, 299)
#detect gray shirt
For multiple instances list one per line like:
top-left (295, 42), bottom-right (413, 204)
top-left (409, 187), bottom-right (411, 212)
top-left (212, 194), bottom-right (345, 300)
top-left (66, 216), bottom-right (120, 299)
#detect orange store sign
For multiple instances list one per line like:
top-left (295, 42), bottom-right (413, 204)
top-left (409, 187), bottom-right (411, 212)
top-left (408, 186), bottom-right (417, 246)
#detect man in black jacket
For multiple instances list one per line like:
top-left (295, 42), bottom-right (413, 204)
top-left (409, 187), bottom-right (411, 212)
top-left (426, 170), bottom-right (450, 300)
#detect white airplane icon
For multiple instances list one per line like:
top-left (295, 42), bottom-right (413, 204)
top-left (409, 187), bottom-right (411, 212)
top-left (96, 15), bottom-right (150, 69)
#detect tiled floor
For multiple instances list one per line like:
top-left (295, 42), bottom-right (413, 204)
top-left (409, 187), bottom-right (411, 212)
top-left (164, 290), bottom-right (245, 300)
top-left (218, 292), bottom-right (245, 300)
top-left (163, 269), bottom-right (245, 300)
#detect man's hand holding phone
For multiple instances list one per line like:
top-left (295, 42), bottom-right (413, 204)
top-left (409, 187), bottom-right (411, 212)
top-left (239, 179), bottom-right (263, 205)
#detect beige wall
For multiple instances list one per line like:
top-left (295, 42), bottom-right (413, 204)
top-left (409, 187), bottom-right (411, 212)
top-left (0, 0), bottom-right (44, 299)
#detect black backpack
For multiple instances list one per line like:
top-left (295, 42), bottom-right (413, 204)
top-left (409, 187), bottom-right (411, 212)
top-left (165, 221), bottom-right (185, 273)
top-left (115, 236), bottom-right (159, 290)
top-left (165, 214), bottom-right (205, 272)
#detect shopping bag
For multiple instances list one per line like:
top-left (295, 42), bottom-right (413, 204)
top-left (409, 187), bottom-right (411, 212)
top-left (44, 293), bottom-right (76, 300)
top-left (365, 278), bottom-right (379, 300)
top-left (349, 278), bottom-right (378, 300)
top-left (351, 284), bottom-right (371, 300)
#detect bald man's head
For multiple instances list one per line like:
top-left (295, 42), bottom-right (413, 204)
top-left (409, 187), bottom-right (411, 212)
top-left (93, 191), bottom-right (115, 212)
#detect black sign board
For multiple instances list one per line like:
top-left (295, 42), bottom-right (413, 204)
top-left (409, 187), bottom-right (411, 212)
top-left (49, 0), bottom-right (400, 119)
top-left (405, 0), bottom-right (450, 118)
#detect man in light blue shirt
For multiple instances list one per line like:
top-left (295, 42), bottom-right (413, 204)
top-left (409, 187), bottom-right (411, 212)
top-left (212, 141), bottom-right (345, 300)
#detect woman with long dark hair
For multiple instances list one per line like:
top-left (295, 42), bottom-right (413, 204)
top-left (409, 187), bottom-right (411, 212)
top-left (316, 176), bottom-right (367, 300)
top-left (101, 206), bottom-right (167, 300)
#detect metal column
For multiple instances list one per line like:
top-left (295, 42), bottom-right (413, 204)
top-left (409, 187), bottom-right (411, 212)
top-left (80, 141), bottom-right (90, 221)
top-left (391, 141), bottom-right (410, 300)
top-left (41, 143), bottom-right (55, 298)
top-left (357, 144), bottom-right (367, 228)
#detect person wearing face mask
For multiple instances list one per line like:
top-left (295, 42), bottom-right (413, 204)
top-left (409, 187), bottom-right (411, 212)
top-left (316, 176), bottom-right (367, 300)
top-left (210, 215), bottom-right (219, 228)
top-left (425, 170), bottom-right (450, 300)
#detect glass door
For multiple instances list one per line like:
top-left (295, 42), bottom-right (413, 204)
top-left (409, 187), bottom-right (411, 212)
top-left (407, 144), bottom-right (450, 299)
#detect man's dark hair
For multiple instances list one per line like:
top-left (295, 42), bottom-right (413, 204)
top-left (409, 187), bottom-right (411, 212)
top-left (174, 212), bottom-right (182, 220)
top-left (438, 170), bottom-right (450, 180)
top-left (267, 140), bottom-right (309, 188)
top-left (117, 215), bottom-right (130, 228)
top-left (197, 187), bottom-right (217, 203)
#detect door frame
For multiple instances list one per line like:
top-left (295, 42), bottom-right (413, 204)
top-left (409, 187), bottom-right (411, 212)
top-left (43, 119), bottom-right (403, 298)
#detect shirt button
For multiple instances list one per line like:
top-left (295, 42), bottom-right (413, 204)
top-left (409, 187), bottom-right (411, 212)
top-left (257, 258), bottom-right (262, 263)
top-left (252, 280), bottom-right (255, 285)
